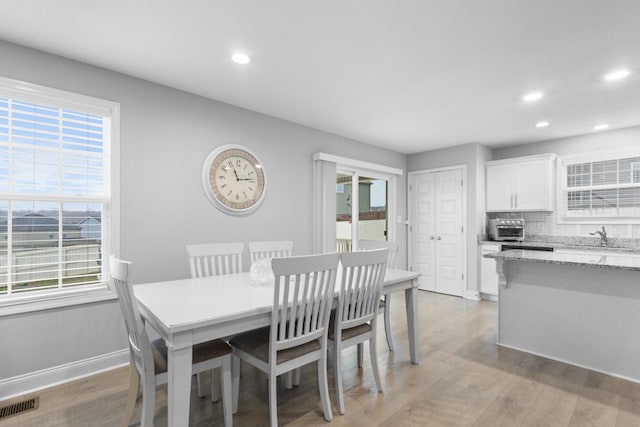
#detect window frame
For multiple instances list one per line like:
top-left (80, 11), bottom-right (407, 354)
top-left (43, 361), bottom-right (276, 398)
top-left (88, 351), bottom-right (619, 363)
top-left (0, 76), bottom-right (120, 316)
top-left (556, 148), bottom-right (640, 225)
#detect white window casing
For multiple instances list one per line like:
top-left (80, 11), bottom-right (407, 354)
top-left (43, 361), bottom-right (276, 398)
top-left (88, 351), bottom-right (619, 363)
top-left (557, 148), bottom-right (640, 224)
top-left (0, 76), bottom-right (120, 315)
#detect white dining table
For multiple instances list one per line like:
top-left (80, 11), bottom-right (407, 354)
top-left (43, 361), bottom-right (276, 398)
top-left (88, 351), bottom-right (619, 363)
top-left (134, 268), bottom-right (421, 426)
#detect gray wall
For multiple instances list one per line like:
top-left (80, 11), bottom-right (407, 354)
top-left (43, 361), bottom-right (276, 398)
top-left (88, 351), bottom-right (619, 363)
top-left (493, 125), bottom-right (640, 159)
top-left (0, 40), bottom-right (407, 381)
top-left (407, 142), bottom-right (491, 297)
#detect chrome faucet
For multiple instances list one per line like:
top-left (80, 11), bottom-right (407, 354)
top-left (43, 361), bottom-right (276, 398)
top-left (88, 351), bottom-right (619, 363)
top-left (590, 226), bottom-right (608, 246)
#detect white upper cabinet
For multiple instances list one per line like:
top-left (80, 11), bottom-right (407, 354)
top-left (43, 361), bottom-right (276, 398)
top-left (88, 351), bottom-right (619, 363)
top-left (486, 163), bottom-right (513, 211)
top-left (486, 154), bottom-right (557, 212)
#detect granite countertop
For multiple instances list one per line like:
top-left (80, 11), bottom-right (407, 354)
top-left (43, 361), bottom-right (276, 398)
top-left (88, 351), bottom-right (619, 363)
top-left (478, 239), bottom-right (640, 254)
top-left (484, 249), bottom-right (640, 272)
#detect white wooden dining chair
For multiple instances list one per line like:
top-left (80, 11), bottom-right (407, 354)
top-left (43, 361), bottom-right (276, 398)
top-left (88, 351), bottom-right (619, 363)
top-left (229, 252), bottom-right (339, 427)
top-left (248, 240), bottom-right (297, 388)
top-left (185, 242), bottom-right (245, 401)
top-left (358, 239), bottom-right (399, 352)
top-left (248, 240), bottom-right (293, 263)
top-left (186, 242), bottom-right (245, 277)
top-left (111, 256), bottom-right (233, 427)
top-left (330, 249), bottom-right (388, 415)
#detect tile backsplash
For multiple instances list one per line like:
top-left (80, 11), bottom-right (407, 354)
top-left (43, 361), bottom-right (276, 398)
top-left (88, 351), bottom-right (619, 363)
top-left (486, 211), bottom-right (640, 240)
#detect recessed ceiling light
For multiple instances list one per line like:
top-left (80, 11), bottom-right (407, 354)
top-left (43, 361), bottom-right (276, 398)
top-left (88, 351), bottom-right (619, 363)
top-left (604, 68), bottom-right (631, 81)
top-left (231, 52), bottom-right (251, 65)
top-left (523, 91), bottom-right (544, 102)
top-left (535, 121), bottom-right (550, 128)
top-left (593, 124), bottom-right (609, 131)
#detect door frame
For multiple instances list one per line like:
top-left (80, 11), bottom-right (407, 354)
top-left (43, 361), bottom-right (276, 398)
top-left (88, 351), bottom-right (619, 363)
top-left (313, 152), bottom-right (403, 254)
top-left (408, 164), bottom-right (467, 298)
top-left (336, 166), bottom-right (398, 251)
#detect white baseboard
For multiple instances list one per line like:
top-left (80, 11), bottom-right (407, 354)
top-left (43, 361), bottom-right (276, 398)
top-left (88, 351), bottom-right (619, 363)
top-left (464, 290), bottom-right (481, 301)
top-left (0, 349), bottom-right (129, 401)
top-left (479, 292), bottom-right (498, 302)
top-left (418, 289), bottom-right (481, 300)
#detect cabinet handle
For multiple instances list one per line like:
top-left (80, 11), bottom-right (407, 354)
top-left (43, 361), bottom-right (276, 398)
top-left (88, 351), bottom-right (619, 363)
top-left (429, 236), bottom-right (435, 240)
top-left (510, 194), bottom-right (514, 209)
top-left (436, 236), bottom-right (442, 240)
top-left (515, 194), bottom-right (518, 208)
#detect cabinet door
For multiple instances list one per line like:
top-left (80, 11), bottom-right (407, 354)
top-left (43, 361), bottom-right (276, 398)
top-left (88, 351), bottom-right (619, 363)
top-left (515, 160), bottom-right (553, 211)
top-left (480, 244), bottom-right (500, 296)
top-left (486, 164), bottom-right (513, 211)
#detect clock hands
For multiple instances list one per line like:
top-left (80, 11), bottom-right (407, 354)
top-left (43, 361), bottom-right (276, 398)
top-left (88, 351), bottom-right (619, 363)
top-left (231, 166), bottom-right (240, 181)
top-left (231, 165), bottom-right (255, 182)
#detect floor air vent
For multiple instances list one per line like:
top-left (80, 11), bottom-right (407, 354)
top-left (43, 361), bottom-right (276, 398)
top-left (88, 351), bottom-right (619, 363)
top-left (0, 396), bottom-right (39, 420)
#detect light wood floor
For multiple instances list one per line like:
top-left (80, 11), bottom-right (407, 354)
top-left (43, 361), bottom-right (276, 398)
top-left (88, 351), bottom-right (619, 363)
top-left (4, 291), bottom-right (640, 426)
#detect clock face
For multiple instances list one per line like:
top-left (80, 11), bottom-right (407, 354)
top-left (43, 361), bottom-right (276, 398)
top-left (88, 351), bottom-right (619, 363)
top-left (202, 145), bottom-right (267, 215)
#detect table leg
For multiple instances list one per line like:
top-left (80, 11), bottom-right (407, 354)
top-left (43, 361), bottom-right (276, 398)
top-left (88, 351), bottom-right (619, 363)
top-left (167, 344), bottom-right (193, 426)
top-left (405, 283), bottom-right (419, 364)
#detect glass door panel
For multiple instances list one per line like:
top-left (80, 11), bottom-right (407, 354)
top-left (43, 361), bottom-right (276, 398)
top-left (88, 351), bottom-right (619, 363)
top-left (336, 172), bottom-right (389, 252)
top-left (336, 173), bottom-right (352, 252)
top-left (358, 177), bottom-right (388, 242)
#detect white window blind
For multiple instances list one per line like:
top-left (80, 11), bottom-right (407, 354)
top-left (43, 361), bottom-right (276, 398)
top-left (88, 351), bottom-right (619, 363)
top-left (0, 87), bottom-right (113, 301)
top-left (562, 154), bottom-right (640, 218)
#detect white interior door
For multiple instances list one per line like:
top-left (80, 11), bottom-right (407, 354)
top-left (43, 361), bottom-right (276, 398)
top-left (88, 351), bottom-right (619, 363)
top-left (434, 169), bottom-right (463, 296)
top-left (410, 168), bottom-right (464, 296)
top-left (411, 172), bottom-right (436, 291)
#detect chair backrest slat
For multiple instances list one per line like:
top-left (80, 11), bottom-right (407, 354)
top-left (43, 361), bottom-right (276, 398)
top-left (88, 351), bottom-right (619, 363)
top-left (249, 240), bottom-right (293, 263)
top-left (186, 242), bottom-right (245, 277)
top-left (337, 249), bottom-right (388, 331)
top-left (358, 239), bottom-right (399, 269)
top-left (270, 253), bottom-right (339, 354)
top-left (110, 255), bottom-right (155, 379)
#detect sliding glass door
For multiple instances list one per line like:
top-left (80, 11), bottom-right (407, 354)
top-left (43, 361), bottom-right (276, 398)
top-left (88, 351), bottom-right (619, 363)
top-left (336, 171), bottom-right (389, 252)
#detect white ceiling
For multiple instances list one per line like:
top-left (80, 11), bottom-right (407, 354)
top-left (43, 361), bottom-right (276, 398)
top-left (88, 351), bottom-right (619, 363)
top-left (1, 1), bottom-right (639, 154)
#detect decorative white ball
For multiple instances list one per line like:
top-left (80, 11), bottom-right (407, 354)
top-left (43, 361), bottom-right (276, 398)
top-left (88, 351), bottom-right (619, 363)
top-left (250, 258), bottom-right (274, 285)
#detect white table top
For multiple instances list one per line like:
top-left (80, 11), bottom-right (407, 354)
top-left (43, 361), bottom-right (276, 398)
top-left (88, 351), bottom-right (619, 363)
top-left (135, 268), bottom-right (420, 336)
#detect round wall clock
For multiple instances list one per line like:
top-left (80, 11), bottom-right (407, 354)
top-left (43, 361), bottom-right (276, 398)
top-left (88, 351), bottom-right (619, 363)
top-left (201, 144), bottom-right (267, 215)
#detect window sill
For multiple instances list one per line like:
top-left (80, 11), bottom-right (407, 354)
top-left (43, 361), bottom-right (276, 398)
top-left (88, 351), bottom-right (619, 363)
top-left (0, 287), bottom-right (117, 317)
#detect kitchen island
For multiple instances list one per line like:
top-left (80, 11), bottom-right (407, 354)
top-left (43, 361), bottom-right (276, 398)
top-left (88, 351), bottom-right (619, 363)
top-left (484, 249), bottom-right (640, 382)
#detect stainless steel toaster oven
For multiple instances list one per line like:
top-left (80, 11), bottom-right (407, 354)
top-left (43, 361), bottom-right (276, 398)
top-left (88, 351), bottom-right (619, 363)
top-left (488, 218), bottom-right (525, 241)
